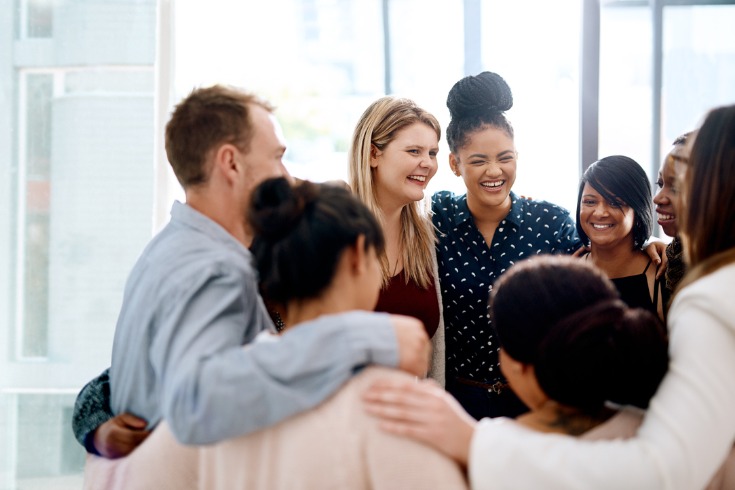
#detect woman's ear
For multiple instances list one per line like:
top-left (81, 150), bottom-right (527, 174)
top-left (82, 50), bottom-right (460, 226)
top-left (449, 153), bottom-right (460, 176)
top-left (370, 145), bottom-right (381, 168)
top-left (351, 235), bottom-right (368, 274)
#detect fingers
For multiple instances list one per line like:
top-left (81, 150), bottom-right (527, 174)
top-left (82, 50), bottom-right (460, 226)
top-left (392, 315), bottom-right (431, 377)
top-left (118, 412), bottom-right (148, 430)
top-left (571, 245), bottom-right (589, 258)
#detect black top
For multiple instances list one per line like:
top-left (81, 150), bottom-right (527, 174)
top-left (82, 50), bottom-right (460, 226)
top-left (611, 258), bottom-right (668, 319)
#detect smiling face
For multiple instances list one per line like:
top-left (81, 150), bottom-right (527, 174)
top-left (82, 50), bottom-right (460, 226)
top-left (653, 154), bottom-right (679, 238)
top-left (450, 125), bottom-right (517, 213)
top-left (653, 143), bottom-right (689, 238)
top-left (371, 122), bottom-right (439, 211)
top-left (579, 183), bottom-right (636, 250)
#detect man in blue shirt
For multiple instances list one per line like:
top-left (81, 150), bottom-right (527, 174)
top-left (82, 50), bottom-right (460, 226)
top-left (73, 85), bottom-right (430, 456)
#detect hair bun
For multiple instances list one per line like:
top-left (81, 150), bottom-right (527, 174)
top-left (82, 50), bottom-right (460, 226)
top-left (446, 71), bottom-right (513, 119)
top-left (249, 177), bottom-right (317, 241)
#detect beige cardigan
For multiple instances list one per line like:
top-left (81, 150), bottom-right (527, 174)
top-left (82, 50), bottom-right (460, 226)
top-left (199, 366), bottom-right (467, 490)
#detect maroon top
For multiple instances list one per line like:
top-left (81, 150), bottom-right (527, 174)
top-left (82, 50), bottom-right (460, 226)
top-left (374, 270), bottom-right (440, 338)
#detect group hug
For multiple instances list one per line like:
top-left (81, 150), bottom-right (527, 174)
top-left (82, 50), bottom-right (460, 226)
top-left (72, 70), bottom-right (735, 489)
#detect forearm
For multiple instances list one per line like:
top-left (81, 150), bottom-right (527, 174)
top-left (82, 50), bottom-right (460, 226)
top-left (165, 311), bottom-right (398, 444)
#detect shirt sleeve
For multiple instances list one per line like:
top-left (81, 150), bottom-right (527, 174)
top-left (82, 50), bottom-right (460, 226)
top-left (469, 279), bottom-right (735, 490)
top-left (71, 368), bottom-right (114, 454)
top-left (155, 268), bottom-right (399, 445)
top-left (555, 209), bottom-right (582, 253)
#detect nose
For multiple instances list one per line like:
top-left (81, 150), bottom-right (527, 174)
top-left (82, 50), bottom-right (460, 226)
top-left (653, 188), bottom-right (668, 205)
top-left (593, 202), bottom-right (611, 217)
top-left (483, 161), bottom-right (502, 178)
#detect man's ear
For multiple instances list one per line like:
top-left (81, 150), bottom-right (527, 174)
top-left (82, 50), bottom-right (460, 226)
top-left (213, 143), bottom-right (240, 182)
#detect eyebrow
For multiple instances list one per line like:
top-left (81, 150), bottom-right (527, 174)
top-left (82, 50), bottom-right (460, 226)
top-left (467, 150), bottom-right (515, 159)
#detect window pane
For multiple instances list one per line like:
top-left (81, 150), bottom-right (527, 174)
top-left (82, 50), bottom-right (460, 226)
top-left (661, 4), bottom-right (735, 148)
top-left (4, 1), bottom-right (157, 487)
top-left (482, 0), bottom-right (582, 213)
top-left (26, 0), bottom-right (53, 38)
top-left (21, 73), bottom-right (54, 358)
top-left (174, 0), bottom-right (386, 184)
top-left (599, 6), bottom-right (652, 169)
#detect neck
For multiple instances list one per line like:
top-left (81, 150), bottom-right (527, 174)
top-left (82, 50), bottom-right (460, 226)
top-left (588, 242), bottom-right (646, 279)
top-left (186, 187), bottom-right (251, 246)
top-left (516, 399), bottom-right (614, 436)
top-left (466, 193), bottom-right (512, 226)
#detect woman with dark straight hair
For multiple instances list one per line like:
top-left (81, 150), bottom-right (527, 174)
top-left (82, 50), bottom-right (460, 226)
top-left (576, 155), bottom-right (667, 321)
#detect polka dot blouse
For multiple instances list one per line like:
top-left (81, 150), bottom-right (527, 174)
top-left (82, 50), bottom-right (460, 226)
top-left (432, 191), bottom-right (581, 385)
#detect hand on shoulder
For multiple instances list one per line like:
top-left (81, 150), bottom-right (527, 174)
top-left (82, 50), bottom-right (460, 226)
top-left (389, 314), bottom-right (430, 378)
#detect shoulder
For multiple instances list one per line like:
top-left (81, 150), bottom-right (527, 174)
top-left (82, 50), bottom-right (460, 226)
top-left (431, 190), bottom-right (463, 212)
top-left (671, 263), bottom-right (735, 328)
top-left (516, 196), bottom-right (573, 219)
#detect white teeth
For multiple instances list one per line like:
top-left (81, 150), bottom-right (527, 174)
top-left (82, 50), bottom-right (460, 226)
top-left (658, 213), bottom-right (675, 221)
top-left (481, 180), bottom-right (504, 188)
top-left (592, 224), bottom-right (613, 229)
top-left (407, 175), bottom-right (426, 182)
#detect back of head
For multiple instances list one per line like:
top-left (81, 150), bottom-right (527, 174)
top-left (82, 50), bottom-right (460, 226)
top-left (445, 71), bottom-right (514, 153)
top-left (164, 85), bottom-right (273, 188)
top-left (349, 96), bottom-right (441, 206)
top-left (536, 302), bottom-right (668, 413)
top-left (249, 177), bottom-right (385, 305)
top-left (491, 255), bottom-right (619, 364)
top-left (682, 104), bottom-right (735, 267)
top-left (576, 155), bottom-right (653, 249)
top-left (491, 255), bottom-right (668, 413)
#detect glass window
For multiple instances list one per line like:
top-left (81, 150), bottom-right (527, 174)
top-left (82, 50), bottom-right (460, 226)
top-left (481, 0), bottom-right (582, 213)
top-left (661, 4), bottom-right (735, 149)
top-left (599, 5), bottom-right (653, 173)
top-left (20, 0), bottom-right (54, 39)
top-left (18, 72), bottom-right (54, 359)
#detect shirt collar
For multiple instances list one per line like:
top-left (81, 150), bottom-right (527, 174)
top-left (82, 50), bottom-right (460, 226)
top-left (452, 191), bottom-right (522, 228)
top-left (170, 201), bottom-right (250, 257)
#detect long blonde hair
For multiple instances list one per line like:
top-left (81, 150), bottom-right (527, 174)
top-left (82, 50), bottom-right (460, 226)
top-left (348, 96), bottom-right (440, 288)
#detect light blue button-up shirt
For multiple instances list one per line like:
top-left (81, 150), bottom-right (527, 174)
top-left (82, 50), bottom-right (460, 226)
top-left (110, 201), bottom-right (398, 444)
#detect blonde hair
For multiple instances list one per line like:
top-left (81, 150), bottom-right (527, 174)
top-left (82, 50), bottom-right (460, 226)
top-left (348, 96), bottom-right (441, 288)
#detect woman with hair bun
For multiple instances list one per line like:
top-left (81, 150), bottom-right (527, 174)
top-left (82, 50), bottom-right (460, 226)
top-left (422, 71), bottom-right (665, 420)
top-left (430, 71), bottom-right (582, 420)
top-left (490, 256), bottom-right (668, 442)
top-left (199, 177), bottom-right (467, 490)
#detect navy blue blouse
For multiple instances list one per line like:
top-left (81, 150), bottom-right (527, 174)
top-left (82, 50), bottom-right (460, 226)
top-left (432, 191), bottom-right (581, 385)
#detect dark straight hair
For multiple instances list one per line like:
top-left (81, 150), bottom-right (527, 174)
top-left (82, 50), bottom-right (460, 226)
top-left (576, 155), bottom-right (653, 249)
